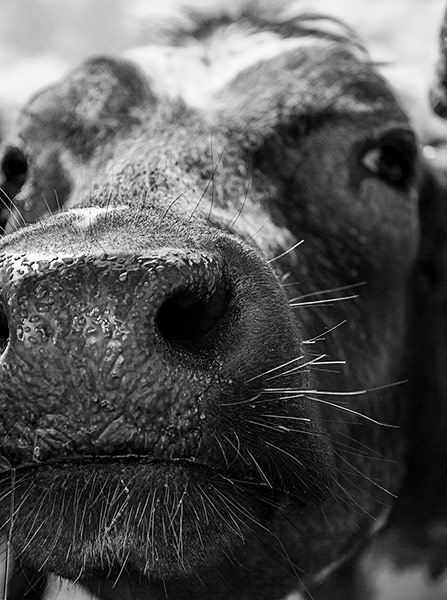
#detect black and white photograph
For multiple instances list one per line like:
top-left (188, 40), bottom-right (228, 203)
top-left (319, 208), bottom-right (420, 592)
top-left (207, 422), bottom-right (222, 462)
top-left (0, 2), bottom-right (446, 599)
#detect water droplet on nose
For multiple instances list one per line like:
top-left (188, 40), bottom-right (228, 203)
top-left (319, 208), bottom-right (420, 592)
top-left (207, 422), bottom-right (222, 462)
top-left (119, 272), bottom-right (128, 282)
top-left (100, 399), bottom-right (114, 411)
top-left (35, 302), bottom-right (50, 313)
top-left (34, 282), bottom-right (51, 300)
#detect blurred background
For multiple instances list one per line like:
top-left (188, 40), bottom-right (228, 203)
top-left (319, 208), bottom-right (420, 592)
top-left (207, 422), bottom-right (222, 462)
top-left (0, 0), bottom-right (447, 149)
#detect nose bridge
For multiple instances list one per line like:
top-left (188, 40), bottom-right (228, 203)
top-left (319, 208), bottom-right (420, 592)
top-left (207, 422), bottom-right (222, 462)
top-left (1, 251), bottom-right (223, 353)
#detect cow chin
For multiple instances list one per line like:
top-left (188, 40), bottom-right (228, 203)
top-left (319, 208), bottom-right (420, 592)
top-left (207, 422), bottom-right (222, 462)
top-left (0, 460), bottom-right (280, 581)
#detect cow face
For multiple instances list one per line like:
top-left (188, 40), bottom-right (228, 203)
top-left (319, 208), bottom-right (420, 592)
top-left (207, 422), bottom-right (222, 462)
top-left (0, 7), bottom-right (441, 600)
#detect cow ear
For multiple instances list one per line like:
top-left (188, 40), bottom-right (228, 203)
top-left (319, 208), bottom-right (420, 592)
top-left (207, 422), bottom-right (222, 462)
top-left (0, 56), bottom-right (156, 234)
top-left (19, 56), bottom-right (156, 161)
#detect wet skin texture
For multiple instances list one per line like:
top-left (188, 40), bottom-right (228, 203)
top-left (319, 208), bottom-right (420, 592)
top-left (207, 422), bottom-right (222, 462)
top-left (0, 11), bottom-right (445, 600)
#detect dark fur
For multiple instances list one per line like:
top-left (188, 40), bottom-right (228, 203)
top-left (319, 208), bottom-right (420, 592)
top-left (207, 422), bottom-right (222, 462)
top-left (0, 6), bottom-right (446, 600)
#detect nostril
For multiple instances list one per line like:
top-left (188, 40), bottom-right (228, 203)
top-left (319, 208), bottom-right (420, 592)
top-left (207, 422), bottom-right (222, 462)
top-left (156, 281), bottom-right (230, 350)
top-left (0, 301), bottom-right (9, 352)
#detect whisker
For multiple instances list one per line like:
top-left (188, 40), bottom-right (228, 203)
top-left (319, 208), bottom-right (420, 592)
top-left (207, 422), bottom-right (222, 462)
top-left (223, 432), bottom-right (251, 467)
top-left (248, 419), bottom-right (315, 436)
top-left (309, 360), bottom-right (346, 366)
top-left (113, 551), bottom-right (130, 587)
top-left (53, 189), bottom-right (62, 213)
top-left (264, 441), bottom-right (306, 469)
top-left (212, 484), bottom-right (269, 534)
top-left (207, 134), bottom-right (215, 222)
top-left (246, 450), bottom-right (273, 488)
top-left (244, 224), bottom-right (265, 245)
top-left (289, 281), bottom-right (367, 300)
top-left (303, 320), bottom-right (347, 343)
top-left (331, 477), bottom-right (374, 519)
top-left (3, 468), bottom-right (16, 600)
top-left (188, 145), bottom-right (226, 225)
top-left (333, 430), bottom-right (393, 461)
top-left (245, 356), bottom-right (304, 383)
top-left (269, 527), bottom-right (306, 586)
top-left (267, 240), bottom-right (304, 264)
top-left (263, 380), bottom-right (407, 397)
top-left (198, 485), bottom-right (246, 539)
top-left (258, 415), bottom-right (311, 423)
top-left (226, 163), bottom-right (252, 230)
top-left (0, 190), bottom-right (27, 229)
top-left (15, 520), bottom-right (45, 561)
top-left (309, 367), bottom-right (344, 374)
top-left (280, 272), bottom-right (293, 285)
top-left (264, 354), bottom-right (328, 381)
top-left (213, 433), bottom-right (231, 469)
top-left (257, 382), bottom-right (403, 427)
top-left (209, 489), bottom-right (250, 538)
top-left (220, 393), bottom-right (262, 407)
top-left (40, 192), bottom-right (54, 219)
top-left (159, 187), bottom-right (194, 224)
top-left (305, 395), bottom-right (398, 428)
top-left (289, 294), bottom-right (358, 308)
top-left (335, 451), bottom-right (397, 498)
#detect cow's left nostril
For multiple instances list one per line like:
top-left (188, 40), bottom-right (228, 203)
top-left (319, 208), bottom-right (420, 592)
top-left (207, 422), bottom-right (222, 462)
top-left (156, 281), bottom-right (230, 349)
top-left (0, 301), bottom-right (9, 352)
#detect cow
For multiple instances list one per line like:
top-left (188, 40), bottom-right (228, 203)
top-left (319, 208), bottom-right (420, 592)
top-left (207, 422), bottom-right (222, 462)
top-left (0, 3), bottom-right (446, 599)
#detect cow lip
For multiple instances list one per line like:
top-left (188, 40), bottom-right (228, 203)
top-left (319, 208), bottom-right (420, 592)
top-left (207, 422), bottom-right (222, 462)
top-left (0, 453), bottom-right (214, 474)
top-left (0, 454), bottom-right (284, 498)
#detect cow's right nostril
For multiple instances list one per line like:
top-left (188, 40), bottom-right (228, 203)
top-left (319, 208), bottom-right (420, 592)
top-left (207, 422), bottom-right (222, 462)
top-left (156, 281), bottom-right (230, 350)
top-left (0, 301), bottom-right (9, 352)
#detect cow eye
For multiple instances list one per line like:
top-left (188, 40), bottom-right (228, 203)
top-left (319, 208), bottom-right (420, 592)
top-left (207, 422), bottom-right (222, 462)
top-left (360, 137), bottom-right (416, 191)
top-left (1, 146), bottom-right (28, 188)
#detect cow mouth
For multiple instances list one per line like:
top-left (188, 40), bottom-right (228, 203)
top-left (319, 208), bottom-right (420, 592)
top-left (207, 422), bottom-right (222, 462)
top-left (0, 452), bottom-right (287, 504)
top-left (1, 453), bottom-right (216, 472)
top-left (0, 452), bottom-right (279, 581)
top-left (14, 453), bottom-right (259, 492)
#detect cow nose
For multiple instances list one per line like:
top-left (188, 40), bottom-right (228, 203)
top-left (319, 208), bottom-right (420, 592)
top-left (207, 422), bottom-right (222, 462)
top-left (0, 242), bottom-right (314, 468)
top-left (0, 251), bottom-right (229, 358)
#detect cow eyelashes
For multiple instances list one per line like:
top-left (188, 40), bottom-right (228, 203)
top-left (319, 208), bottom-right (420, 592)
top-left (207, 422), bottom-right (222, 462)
top-left (360, 136), bottom-right (416, 191)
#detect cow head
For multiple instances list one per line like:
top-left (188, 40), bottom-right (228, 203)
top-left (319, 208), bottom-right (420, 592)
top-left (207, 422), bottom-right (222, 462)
top-left (0, 4), bottom-right (445, 600)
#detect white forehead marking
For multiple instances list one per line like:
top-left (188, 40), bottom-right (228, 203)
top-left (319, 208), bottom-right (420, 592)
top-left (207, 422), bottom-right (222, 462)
top-left (124, 29), bottom-right (364, 108)
top-left (71, 206), bottom-right (128, 231)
